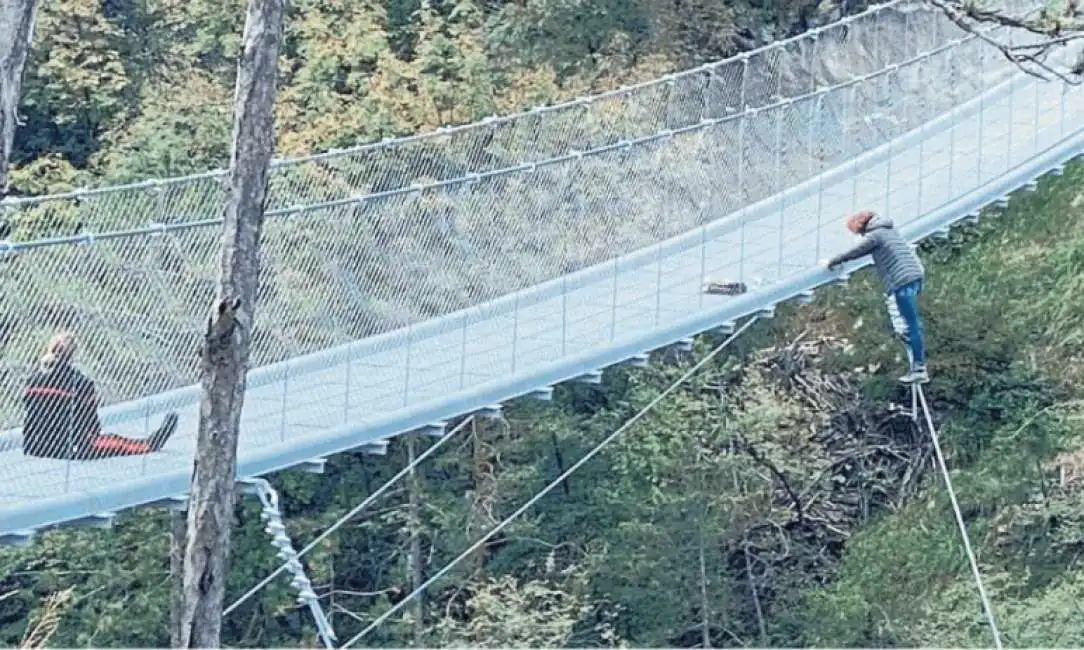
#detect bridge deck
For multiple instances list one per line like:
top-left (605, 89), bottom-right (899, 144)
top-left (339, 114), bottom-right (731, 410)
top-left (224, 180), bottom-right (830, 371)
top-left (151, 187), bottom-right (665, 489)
top-left (2, 67), bottom-right (1082, 538)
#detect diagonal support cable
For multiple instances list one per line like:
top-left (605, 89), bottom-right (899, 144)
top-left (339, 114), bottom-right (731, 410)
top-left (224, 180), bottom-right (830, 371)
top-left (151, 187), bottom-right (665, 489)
top-left (240, 477), bottom-right (338, 648)
top-left (916, 385), bottom-right (1003, 650)
top-left (224, 415), bottom-right (478, 617)
top-left (340, 315), bottom-right (762, 648)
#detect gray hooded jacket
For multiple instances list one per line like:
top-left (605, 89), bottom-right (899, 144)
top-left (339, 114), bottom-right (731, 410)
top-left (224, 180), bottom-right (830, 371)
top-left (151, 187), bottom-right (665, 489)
top-left (828, 215), bottom-right (924, 293)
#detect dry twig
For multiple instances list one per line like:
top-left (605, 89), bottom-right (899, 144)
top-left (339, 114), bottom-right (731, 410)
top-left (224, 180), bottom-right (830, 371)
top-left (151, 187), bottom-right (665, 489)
top-left (927, 0), bottom-right (1084, 84)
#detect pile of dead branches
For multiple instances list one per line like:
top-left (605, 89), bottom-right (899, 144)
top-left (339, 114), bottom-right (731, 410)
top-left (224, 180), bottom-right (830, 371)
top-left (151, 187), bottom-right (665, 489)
top-left (710, 333), bottom-right (934, 632)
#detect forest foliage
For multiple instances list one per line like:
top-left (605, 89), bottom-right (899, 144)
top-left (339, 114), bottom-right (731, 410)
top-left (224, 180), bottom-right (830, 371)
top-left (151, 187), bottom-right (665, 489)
top-left (2, 0), bottom-right (1084, 647)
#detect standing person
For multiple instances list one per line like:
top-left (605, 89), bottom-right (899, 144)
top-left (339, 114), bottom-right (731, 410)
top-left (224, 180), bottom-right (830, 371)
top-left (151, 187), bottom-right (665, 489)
top-left (22, 331), bottom-right (179, 460)
top-left (826, 210), bottom-right (929, 383)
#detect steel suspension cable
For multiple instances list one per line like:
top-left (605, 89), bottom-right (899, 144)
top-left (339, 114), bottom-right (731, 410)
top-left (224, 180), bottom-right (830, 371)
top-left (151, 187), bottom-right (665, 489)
top-left (916, 385), bottom-right (1003, 650)
top-left (224, 414), bottom-right (478, 617)
top-left (340, 315), bottom-right (762, 648)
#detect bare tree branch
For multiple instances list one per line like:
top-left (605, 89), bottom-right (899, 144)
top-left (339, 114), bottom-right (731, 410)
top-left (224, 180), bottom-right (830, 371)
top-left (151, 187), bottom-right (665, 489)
top-left (927, 0), bottom-right (1084, 84)
top-left (734, 432), bottom-right (806, 526)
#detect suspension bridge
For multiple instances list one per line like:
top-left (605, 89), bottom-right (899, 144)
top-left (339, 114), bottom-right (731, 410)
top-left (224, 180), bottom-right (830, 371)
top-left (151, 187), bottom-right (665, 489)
top-left (0, 0), bottom-right (1081, 554)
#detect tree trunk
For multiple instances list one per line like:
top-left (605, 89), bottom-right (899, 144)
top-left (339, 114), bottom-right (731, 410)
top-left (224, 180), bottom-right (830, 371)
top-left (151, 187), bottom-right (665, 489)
top-left (406, 434), bottom-right (425, 646)
top-left (170, 508), bottom-right (187, 648)
top-left (469, 418), bottom-right (495, 574)
top-left (742, 540), bottom-right (766, 646)
top-left (697, 520), bottom-right (711, 649)
top-left (0, 0), bottom-right (38, 196)
top-left (178, 0), bottom-right (284, 645)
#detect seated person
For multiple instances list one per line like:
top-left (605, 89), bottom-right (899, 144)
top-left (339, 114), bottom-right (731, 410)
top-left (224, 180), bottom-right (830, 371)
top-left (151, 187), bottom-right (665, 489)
top-left (22, 331), bottom-right (178, 460)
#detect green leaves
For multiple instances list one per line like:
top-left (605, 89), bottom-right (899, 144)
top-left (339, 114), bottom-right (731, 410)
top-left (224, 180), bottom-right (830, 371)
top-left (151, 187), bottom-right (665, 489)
top-left (14, 0), bottom-right (130, 167)
top-left (93, 70), bottom-right (234, 180)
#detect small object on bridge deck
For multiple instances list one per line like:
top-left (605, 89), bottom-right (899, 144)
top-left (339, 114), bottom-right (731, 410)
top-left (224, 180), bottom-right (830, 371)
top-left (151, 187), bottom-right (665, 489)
top-left (701, 279), bottom-right (748, 296)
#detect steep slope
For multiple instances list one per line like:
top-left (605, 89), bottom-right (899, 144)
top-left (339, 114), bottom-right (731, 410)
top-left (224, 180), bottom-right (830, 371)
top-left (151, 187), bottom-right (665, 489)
top-left (790, 159), bottom-right (1084, 647)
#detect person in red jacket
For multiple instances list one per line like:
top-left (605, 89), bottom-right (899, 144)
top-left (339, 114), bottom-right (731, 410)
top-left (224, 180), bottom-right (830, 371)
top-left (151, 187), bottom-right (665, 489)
top-left (22, 331), bottom-right (178, 460)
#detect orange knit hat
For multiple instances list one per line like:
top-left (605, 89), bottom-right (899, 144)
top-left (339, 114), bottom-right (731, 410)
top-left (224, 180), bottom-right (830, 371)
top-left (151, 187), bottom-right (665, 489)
top-left (846, 210), bottom-right (875, 234)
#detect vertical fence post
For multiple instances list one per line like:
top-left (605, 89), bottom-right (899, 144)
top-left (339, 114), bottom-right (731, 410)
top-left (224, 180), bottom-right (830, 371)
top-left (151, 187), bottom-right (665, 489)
top-left (697, 66), bottom-right (718, 312)
top-left (884, 101), bottom-right (894, 217)
top-left (143, 185), bottom-right (170, 478)
top-left (698, 225), bottom-right (707, 310)
top-left (343, 345), bottom-right (352, 425)
top-left (142, 404), bottom-right (152, 477)
top-left (797, 33), bottom-right (820, 272)
top-left (560, 275), bottom-right (568, 356)
top-left (738, 221), bottom-right (747, 285)
top-left (459, 312), bottom-right (469, 390)
top-left (700, 65), bottom-right (712, 122)
top-left (977, 41), bottom-right (986, 186)
top-left (775, 101), bottom-right (786, 281)
top-left (63, 417), bottom-right (72, 493)
top-left (1032, 56), bottom-right (1041, 157)
top-left (609, 257), bottom-right (619, 341)
top-left (948, 48), bottom-right (957, 198)
top-left (813, 94), bottom-right (824, 265)
top-left (1060, 82), bottom-right (1068, 140)
top-left (916, 70), bottom-right (925, 217)
top-left (738, 54), bottom-right (748, 195)
top-left (510, 293), bottom-right (520, 375)
top-left (654, 242), bottom-right (663, 327)
top-left (402, 327), bottom-right (412, 408)
top-left (1006, 62), bottom-right (1015, 176)
top-left (849, 84), bottom-right (859, 209)
top-left (280, 360), bottom-right (289, 442)
top-left (736, 57), bottom-right (749, 287)
top-left (564, 166), bottom-right (583, 357)
top-left (871, 11), bottom-right (881, 70)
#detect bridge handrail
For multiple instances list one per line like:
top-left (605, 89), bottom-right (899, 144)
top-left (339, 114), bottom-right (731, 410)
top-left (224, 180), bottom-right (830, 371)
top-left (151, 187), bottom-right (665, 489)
top-left (0, 0), bottom-right (931, 209)
top-left (1, 26), bottom-right (1008, 253)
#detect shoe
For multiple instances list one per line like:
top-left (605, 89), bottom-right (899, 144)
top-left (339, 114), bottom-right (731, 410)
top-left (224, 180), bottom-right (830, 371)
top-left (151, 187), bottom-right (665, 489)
top-left (899, 365), bottom-right (929, 384)
top-left (702, 279), bottom-right (747, 296)
top-left (148, 412), bottom-right (179, 452)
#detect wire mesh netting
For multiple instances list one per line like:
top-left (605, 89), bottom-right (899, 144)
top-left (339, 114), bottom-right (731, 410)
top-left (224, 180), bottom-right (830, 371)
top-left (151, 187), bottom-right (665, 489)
top-left (0, 1), bottom-right (1042, 420)
top-left (0, 0), bottom-right (1078, 509)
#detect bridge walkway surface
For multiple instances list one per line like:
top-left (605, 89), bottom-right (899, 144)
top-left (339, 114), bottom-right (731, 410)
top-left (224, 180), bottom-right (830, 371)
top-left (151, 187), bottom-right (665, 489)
top-left (2, 9), bottom-right (1084, 540)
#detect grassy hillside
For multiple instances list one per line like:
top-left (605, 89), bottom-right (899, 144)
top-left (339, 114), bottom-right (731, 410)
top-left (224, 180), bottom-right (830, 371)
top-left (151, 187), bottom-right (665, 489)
top-left (790, 158), bottom-right (1084, 646)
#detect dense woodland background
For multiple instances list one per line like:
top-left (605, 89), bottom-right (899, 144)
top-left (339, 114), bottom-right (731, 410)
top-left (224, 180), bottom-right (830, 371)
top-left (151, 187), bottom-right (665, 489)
top-left (3, 0), bottom-right (1084, 646)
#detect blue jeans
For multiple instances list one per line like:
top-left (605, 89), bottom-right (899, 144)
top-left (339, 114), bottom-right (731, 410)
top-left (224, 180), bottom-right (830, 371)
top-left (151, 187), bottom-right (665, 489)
top-left (893, 279), bottom-right (926, 366)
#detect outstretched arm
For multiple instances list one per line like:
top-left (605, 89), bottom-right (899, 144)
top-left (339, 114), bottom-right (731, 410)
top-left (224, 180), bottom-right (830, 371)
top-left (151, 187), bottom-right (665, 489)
top-left (827, 235), bottom-right (878, 269)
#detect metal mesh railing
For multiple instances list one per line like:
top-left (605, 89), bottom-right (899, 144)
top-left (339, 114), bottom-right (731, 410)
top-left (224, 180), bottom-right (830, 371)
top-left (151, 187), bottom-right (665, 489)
top-left (0, 0), bottom-right (997, 237)
top-left (0, 0), bottom-right (1078, 512)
